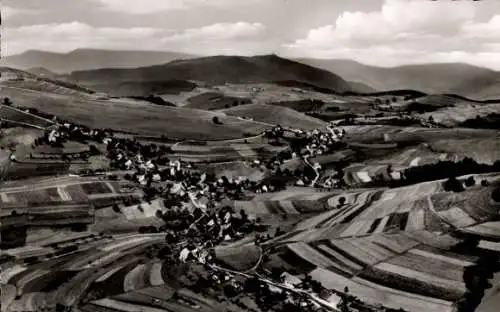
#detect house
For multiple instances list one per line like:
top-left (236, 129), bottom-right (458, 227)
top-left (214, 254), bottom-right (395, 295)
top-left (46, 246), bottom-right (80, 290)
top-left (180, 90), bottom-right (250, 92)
top-left (296, 179), bottom-right (305, 186)
top-left (179, 248), bottom-right (190, 262)
top-left (137, 175), bottom-right (147, 185)
top-left (282, 272), bottom-right (302, 288)
top-left (152, 173), bottom-right (161, 182)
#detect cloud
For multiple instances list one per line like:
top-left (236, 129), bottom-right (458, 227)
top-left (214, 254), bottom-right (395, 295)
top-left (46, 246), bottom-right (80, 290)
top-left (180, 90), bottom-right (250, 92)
top-left (284, 0), bottom-right (500, 69)
top-left (162, 22), bottom-right (266, 42)
top-left (94, 0), bottom-right (263, 15)
top-left (2, 5), bottom-right (38, 21)
top-left (3, 21), bottom-right (270, 56)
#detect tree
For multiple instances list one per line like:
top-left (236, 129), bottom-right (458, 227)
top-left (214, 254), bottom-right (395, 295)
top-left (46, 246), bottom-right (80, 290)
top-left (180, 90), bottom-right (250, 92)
top-left (270, 267), bottom-right (284, 282)
top-left (338, 196), bottom-right (346, 207)
top-left (428, 115), bottom-right (434, 123)
top-left (112, 204), bottom-right (121, 213)
top-left (444, 177), bottom-right (465, 192)
top-left (464, 176), bottom-right (475, 187)
top-left (212, 116), bottom-right (222, 125)
top-left (3, 97), bottom-right (12, 106)
top-left (492, 188), bottom-right (500, 203)
top-left (481, 179), bottom-right (490, 187)
top-left (89, 144), bottom-right (100, 156)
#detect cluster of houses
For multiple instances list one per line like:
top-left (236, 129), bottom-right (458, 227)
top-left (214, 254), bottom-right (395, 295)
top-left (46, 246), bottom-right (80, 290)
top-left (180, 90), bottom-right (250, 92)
top-left (301, 125), bottom-right (346, 158)
top-left (45, 122), bottom-right (108, 146)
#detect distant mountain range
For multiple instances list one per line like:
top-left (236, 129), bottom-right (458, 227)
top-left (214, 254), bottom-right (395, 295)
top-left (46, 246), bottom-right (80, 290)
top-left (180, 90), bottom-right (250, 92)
top-left (297, 58), bottom-right (500, 100)
top-left (2, 49), bottom-right (500, 99)
top-left (0, 49), bottom-right (196, 73)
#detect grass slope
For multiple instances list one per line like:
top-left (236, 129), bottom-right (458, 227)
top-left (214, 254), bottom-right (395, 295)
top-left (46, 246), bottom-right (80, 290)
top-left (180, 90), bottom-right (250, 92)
top-left (220, 103), bottom-right (327, 130)
top-left (0, 86), bottom-right (270, 140)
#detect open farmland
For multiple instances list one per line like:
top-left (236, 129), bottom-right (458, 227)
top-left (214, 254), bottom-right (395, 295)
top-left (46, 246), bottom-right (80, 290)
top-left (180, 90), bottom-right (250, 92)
top-left (237, 173), bottom-right (500, 312)
top-left (0, 104), bottom-right (54, 129)
top-left (220, 103), bottom-right (327, 130)
top-left (0, 86), bottom-right (271, 140)
top-left (0, 233), bottom-right (166, 312)
top-left (169, 140), bottom-right (286, 163)
top-left (419, 102), bottom-right (500, 127)
top-left (4, 38), bottom-right (500, 312)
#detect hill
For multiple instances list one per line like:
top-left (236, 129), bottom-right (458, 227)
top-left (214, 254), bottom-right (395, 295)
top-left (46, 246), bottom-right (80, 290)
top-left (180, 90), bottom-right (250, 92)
top-left (0, 83), bottom-right (271, 140)
top-left (65, 54), bottom-right (354, 95)
top-left (220, 103), bottom-right (327, 130)
top-left (0, 49), bottom-right (196, 73)
top-left (0, 67), bottom-right (96, 96)
top-left (297, 58), bottom-right (500, 99)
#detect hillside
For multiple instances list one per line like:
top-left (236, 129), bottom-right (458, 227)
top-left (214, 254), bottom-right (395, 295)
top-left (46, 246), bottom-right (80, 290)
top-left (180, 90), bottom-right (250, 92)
top-left (0, 84), bottom-right (271, 140)
top-left (0, 67), bottom-right (96, 96)
top-left (297, 58), bottom-right (500, 99)
top-left (0, 49), bottom-right (195, 73)
top-left (220, 103), bottom-right (327, 130)
top-left (65, 54), bottom-right (354, 95)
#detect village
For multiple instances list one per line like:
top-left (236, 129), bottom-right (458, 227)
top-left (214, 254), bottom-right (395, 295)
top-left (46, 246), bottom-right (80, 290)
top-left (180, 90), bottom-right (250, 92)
top-left (0, 109), bottom-right (381, 312)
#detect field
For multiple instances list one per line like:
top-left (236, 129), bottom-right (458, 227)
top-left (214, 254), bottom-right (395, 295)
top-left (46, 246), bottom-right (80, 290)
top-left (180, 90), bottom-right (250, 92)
top-left (1, 233), bottom-right (165, 311)
top-left (419, 102), bottom-right (500, 126)
top-left (169, 140), bottom-right (286, 163)
top-left (185, 91), bottom-right (252, 110)
top-left (0, 104), bottom-right (54, 129)
top-left (225, 173), bottom-right (500, 311)
top-left (220, 103), bottom-right (327, 130)
top-left (196, 161), bottom-right (265, 181)
top-left (0, 86), bottom-right (271, 140)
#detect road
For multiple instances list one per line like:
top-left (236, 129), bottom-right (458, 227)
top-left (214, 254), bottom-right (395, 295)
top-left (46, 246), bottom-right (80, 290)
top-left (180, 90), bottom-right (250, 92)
top-left (303, 155), bottom-right (320, 187)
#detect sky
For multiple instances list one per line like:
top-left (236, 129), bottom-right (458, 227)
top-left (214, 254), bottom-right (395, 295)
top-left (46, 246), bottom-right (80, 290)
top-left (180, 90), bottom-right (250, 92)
top-left (2, 0), bottom-right (500, 69)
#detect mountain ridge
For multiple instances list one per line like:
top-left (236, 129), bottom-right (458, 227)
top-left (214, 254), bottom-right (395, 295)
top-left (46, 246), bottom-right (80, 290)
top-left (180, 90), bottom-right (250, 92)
top-left (0, 48), bottom-right (196, 73)
top-left (295, 58), bottom-right (500, 100)
top-left (63, 54), bottom-right (355, 95)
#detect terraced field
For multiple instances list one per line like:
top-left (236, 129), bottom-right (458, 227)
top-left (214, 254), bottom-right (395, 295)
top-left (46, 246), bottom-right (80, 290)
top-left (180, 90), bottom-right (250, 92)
top-left (0, 233), bottom-right (165, 312)
top-left (343, 125), bottom-right (497, 144)
top-left (169, 140), bottom-right (285, 163)
top-left (238, 173), bottom-right (500, 312)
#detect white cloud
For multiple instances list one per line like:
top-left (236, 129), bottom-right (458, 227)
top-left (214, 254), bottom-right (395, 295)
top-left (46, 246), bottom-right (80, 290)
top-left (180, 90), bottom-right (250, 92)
top-left (94, 0), bottom-right (263, 15)
top-left (285, 0), bottom-right (500, 69)
top-left (3, 21), bottom-right (270, 56)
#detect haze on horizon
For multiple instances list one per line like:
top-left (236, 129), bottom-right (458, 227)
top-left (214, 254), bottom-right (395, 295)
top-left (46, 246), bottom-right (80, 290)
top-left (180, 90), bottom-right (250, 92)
top-left (2, 0), bottom-right (500, 70)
